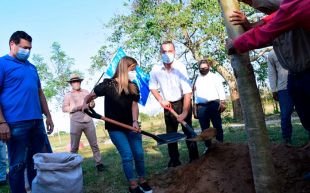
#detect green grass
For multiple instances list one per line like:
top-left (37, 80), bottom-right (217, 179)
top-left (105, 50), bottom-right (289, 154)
top-left (0, 120), bottom-right (308, 193)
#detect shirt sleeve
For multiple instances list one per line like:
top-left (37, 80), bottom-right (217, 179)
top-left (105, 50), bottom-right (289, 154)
top-left (94, 79), bottom-right (109, 97)
top-left (0, 62), bottom-right (4, 92)
top-left (216, 76), bottom-right (226, 101)
top-left (62, 93), bottom-right (74, 113)
top-left (262, 11), bottom-right (277, 23)
top-left (267, 52), bottom-right (278, 92)
top-left (178, 71), bottom-right (192, 95)
top-left (131, 83), bottom-right (140, 102)
top-left (233, 0), bottom-right (300, 53)
top-left (149, 70), bottom-right (159, 90)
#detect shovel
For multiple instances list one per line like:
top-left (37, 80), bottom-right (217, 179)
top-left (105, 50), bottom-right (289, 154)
top-left (167, 107), bottom-right (198, 138)
top-left (84, 108), bottom-right (186, 146)
top-left (167, 108), bottom-right (217, 141)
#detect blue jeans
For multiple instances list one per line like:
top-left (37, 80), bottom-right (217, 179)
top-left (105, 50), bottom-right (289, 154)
top-left (7, 119), bottom-right (52, 193)
top-left (197, 101), bottom-right (224, 148)
top-left (288, 71), bottom-right (310, 134)
top-left (108, 130), bottom-right (145, 181)
top-left (278, 89), bottom-right (294, 140)
top-left (0, 141), bottom-right (6, 181)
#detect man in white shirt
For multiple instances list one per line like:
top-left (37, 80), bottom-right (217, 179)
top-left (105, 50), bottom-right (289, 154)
top-left (267, 50), bottom-right (294, 144)
top-left (193, 59), bottom-right (226, 153)
top-left (149, 41), bottom-right (199, 167)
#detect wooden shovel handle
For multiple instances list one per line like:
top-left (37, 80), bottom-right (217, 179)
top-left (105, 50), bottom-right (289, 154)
top-left (167, 107), bottom-right (188, 125)
top-left (84, 108), bottom-right (139, 132)
top-left (99, 116), bottom-right (139, 132)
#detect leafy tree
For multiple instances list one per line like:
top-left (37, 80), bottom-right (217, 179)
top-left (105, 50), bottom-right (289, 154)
top-left (32, 54), bottom-right (55, 100)
top-left (32, 42), bottom-right (81, 104)
top-left (91, 0), bottom-right (271, 121)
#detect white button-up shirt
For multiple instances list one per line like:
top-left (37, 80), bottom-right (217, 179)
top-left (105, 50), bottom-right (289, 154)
top-left (194, 72), bottom-right (226, 104)
top-left (149, 60), bottom-right (192, 102)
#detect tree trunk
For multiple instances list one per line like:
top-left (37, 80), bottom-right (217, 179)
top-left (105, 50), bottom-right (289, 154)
top-left (218, 0), bottom-right (279, 193)
top-left (214, 63), bottom-right (243, 122)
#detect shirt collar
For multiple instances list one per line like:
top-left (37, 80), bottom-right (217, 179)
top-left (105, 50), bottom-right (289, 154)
top-left (160, 60), bottom-right (177, 71)
top-left (4, 54), bottom-right (30, 65)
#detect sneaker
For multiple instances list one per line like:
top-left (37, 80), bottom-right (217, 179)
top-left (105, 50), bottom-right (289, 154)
top-left (96, 163), bottom-right (105, 172)
top-left (129, 186), bottom-right (144, 193)
top-left (139, 182), bottom-right (152, 193)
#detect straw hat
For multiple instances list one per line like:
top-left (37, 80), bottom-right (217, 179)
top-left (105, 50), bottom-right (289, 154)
top-left (67, 74), bottom-right (84, 83)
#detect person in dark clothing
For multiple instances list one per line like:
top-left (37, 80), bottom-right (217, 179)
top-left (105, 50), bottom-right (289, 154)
top-left (83, 56), bottom-right (152, 193)
top-left (228, 2), bottom-right (310, 179)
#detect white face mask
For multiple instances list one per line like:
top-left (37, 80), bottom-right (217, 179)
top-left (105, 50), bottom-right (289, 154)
top-left (71, 82), bottom-right (81, 91)
top-left (162, 53), bottom-right (175, 64)
top-left (128, 71), bottom-right (137, 81)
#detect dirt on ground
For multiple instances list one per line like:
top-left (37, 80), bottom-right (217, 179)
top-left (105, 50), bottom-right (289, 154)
top-left (150, 143), bottom-right (310, 193)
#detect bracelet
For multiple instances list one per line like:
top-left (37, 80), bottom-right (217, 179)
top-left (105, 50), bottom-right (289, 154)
top-left (133, 120), bottom-right (139, 123)
top-left (0, 121), bottom-right (7, 124)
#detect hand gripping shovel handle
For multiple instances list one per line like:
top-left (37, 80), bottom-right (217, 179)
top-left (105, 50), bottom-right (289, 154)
top-left (84, 108), bottom-right (139, 132)
top-left (84, 108), bottom-right (168, 144)
top-left (167, 107), bottom-right (197, 137)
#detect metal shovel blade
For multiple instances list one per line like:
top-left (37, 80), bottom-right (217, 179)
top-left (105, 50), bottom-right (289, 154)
top-left (156, 132), bottom-right (187, 146)
top-left (141, 131), bottom-right (186, 146)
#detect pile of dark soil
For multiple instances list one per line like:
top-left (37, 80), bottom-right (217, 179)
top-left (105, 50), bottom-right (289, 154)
top-left (150, 143), bottom-right (310, 193)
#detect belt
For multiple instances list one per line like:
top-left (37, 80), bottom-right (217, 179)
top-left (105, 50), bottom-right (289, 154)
top-left (197, 99), bottom-right (220, 106)
top-left (170, 98), bottom-right (183, 104)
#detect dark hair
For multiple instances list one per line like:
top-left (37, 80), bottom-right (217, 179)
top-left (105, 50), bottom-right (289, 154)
top-left (9, 31), bottom-right (32, 45)
top-left (160, 40), bottom-right (175, 51)
top-left (197, 59), bottom-right (213, 68)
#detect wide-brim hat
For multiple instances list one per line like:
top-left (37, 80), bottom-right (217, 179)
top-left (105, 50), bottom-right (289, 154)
top-left (67, 74), bottom-right (84, 83)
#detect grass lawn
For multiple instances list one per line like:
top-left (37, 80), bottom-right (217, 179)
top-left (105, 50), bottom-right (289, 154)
top-left (0, 119), bottom-right (308, 193)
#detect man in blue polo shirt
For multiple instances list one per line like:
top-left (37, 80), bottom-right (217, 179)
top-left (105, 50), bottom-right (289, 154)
top-left (0, 31), bottom-right (54, 193)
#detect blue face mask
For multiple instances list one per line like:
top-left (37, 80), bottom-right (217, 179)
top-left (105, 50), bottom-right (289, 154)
top-left (16, 47), bottom-right (30, 61)
top-left (162, 53), bottom-right (175, 64)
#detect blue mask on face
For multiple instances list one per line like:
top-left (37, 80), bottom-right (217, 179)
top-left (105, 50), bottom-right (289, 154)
top-left (16, 47), bottom-right (30, 61)
top-left (162, 53), bottom-right (175, 64)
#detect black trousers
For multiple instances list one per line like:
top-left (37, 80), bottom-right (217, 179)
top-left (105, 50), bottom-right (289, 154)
top-left (288, 70), bottom-right (310, 133)
top-left (164, 99), bottom-right (199, 161)
top-left (197, 101), bottom-right (224, 148)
